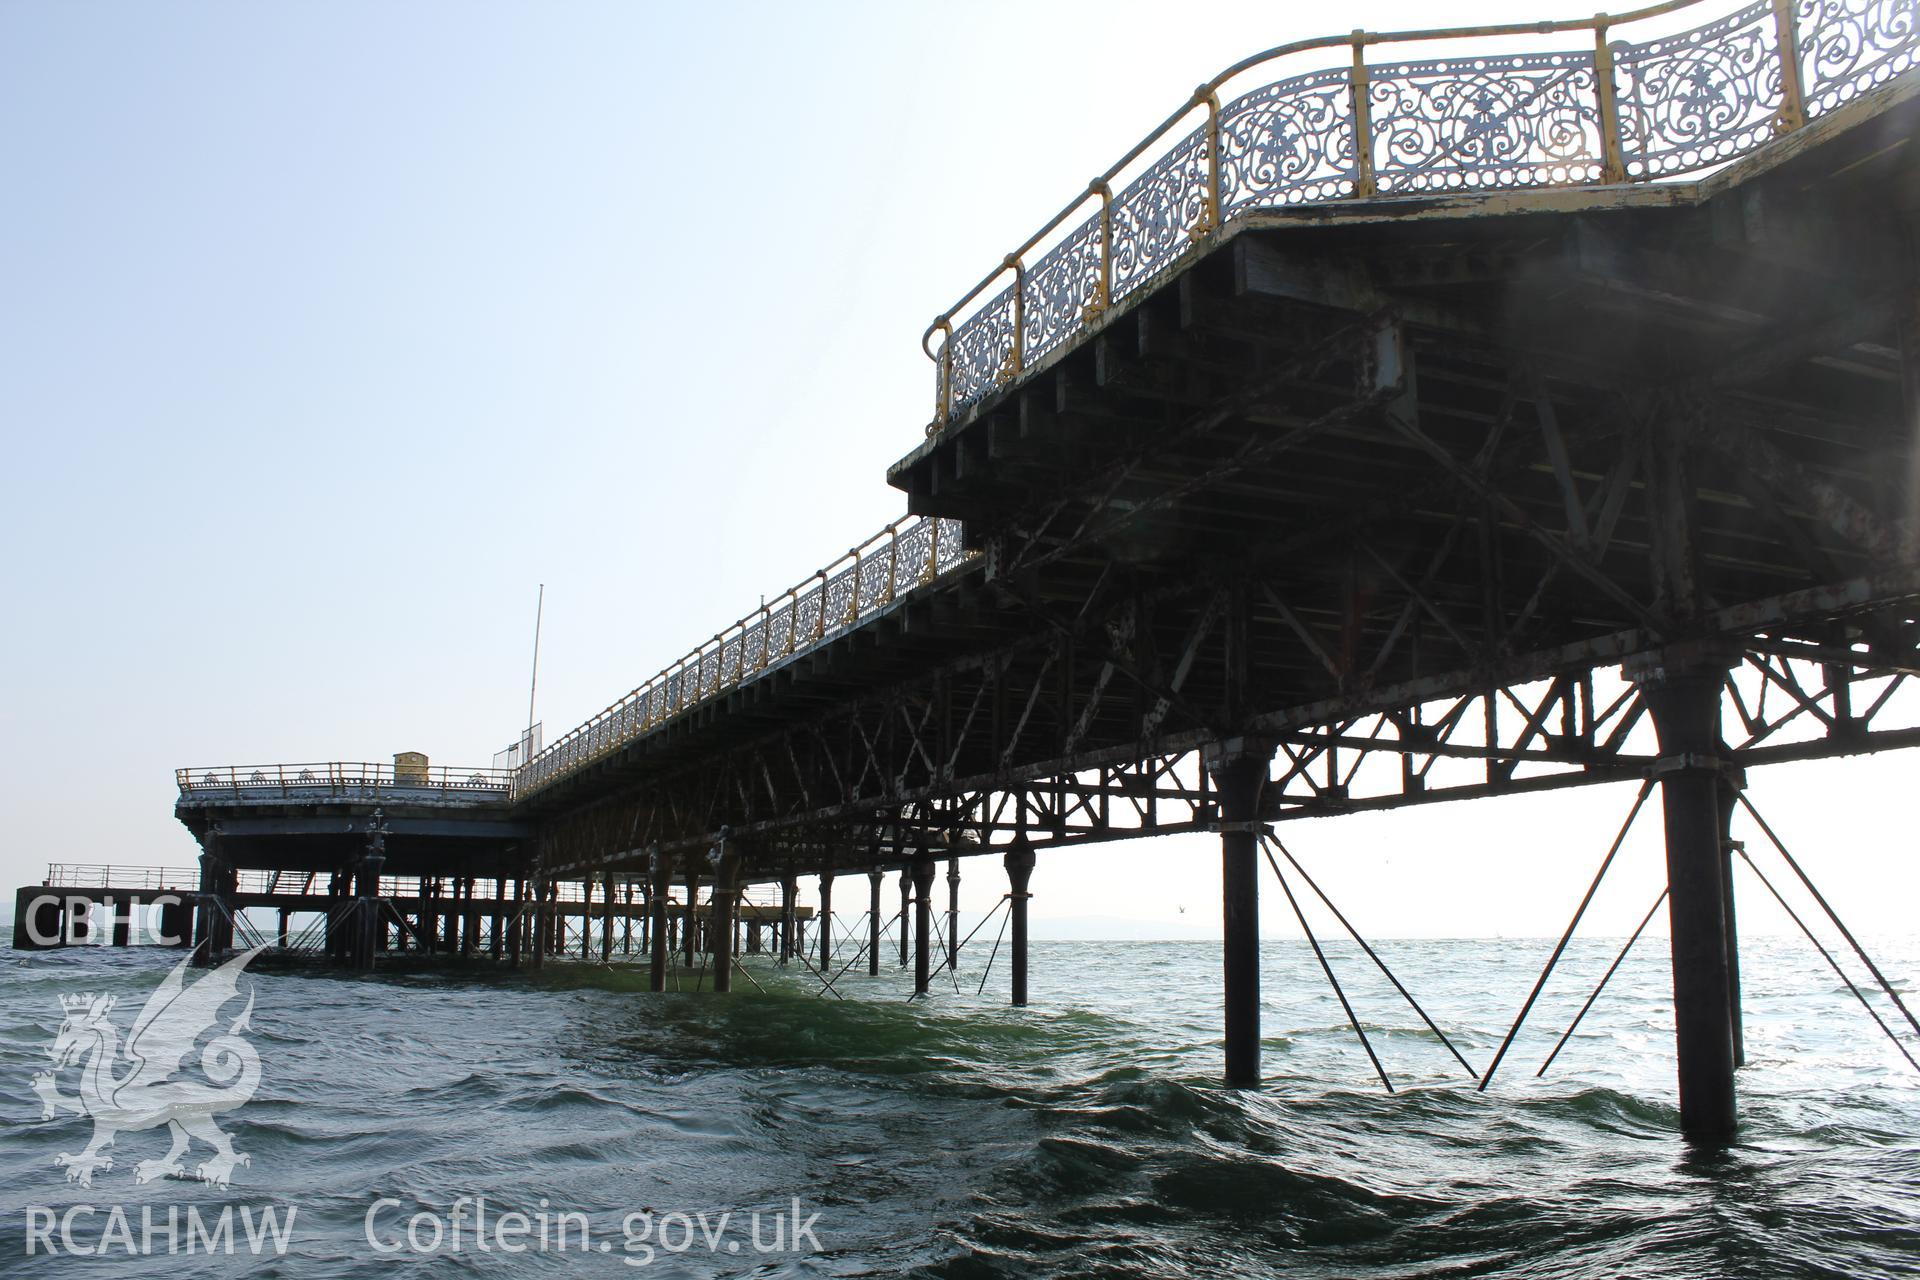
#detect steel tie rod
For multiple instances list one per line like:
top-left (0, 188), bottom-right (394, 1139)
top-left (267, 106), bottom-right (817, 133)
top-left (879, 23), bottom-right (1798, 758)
top-left (1479, 778), bottom-right (1654, 1092)
top-left (1263, 832), bottom-right (1479, 1079)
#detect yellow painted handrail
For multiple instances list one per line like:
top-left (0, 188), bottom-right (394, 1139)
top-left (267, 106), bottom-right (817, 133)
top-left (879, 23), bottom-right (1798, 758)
top-left (515, 516), bottom-right (970, 798)
top-left (921, 0), bottom-right (1914, 426)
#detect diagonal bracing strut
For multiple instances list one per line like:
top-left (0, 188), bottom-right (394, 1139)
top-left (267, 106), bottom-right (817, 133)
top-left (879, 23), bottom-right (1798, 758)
top-left (1262, 832), bottom-right (1480, 1079)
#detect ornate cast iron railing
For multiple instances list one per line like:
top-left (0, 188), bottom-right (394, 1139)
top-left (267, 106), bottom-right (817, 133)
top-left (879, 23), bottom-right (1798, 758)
top-left (509, 0), bottom-right (1914, 807)
top-left (514, 516), bottom-right (971, 799)
top-left (174, 762), bottom-right (514, 799)
top-left (923, 0), bottom-right (1919, 427)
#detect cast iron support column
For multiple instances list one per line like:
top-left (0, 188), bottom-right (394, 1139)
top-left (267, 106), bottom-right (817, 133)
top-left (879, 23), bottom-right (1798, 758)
top-left (897, 869), bottom-right (910, 967)
top-left (711, 830), bottom-right (738, 993)
top-left (466, 878), bottom-right (479, 957)
top-left (1005, 839), bottom-right (1035, 1007)
top-left (911, 849), bottom-right (936, 997)
top-left (818, 869), bottom-right (834, 972)
top-left (946, 855), bottom-right (960, 973)
top-left (1207, 737), bottom-right (1274, 1088)
top-left (446, 878), bottom-right (460, 956)
top-left (648, 850), bottom-right (671, 992)
top-left (220, 867), bottom-right (237, 955)
top-left (325, 872), bottom-right (344, 962)
top-left (354, 831), bottom-right (385, 972)
top-left (601, 872), bottom-right (614, 963)
top-left (508, 877), bottom-right (524, 966)
top-left (1902, 238), bottom-right (1920, 564)
top-left (1719, 782), bottom-right (1744, 1068)
top-left (868, 868), bottom-right (884, 976)
top-left (1635, 652), bottom-right (1740, 1137)
top-left (529, 878), bottom-right (546, 970)
top-left (191, 826), bottom-right (224, 968)
top-left (192, 857), bottom-right (219, 966)
top-left (160, 895), bottom-right (190, 949)
top-left (451, 878), bottom-right (465, 956)
top-left (779, 873), bottom-right (797, 965)
top-left (684, 857), bottom-right (699, 967)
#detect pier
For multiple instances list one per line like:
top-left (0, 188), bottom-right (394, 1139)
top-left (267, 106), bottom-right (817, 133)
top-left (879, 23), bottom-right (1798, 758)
top-left (21, 0), bottom-right (1920, 1137)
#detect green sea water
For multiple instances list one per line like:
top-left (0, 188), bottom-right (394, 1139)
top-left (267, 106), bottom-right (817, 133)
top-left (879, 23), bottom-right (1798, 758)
top-left (3, 935), bottom-right (1917, 1277)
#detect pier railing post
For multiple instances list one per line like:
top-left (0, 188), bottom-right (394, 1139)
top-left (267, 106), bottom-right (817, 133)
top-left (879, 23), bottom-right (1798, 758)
top-left (1594, 18), bottom-right (1626, 184)
top-left (1348, 33), bottom-right (1377, 198)
top-left (1631, 648), bottom-right (1740, 1138)
top-left (1206, 736), bottom-right (1275, 1087)
top-left (911, 848), bottom-right (937, 997)
top-left (1004, 839), bottom-right (1035, 1006)
top-left (1770, 0), bottom-right (1808, 133)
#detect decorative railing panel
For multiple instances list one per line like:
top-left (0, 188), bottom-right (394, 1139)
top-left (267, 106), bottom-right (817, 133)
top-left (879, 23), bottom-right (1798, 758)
top-left (1022, 217), bottom-right (1106, 369)
top-left (1800, 0), bottom-right (1920, 112)
top-left (1615, 1), bottom-right (1786, 176)
top-left (1371, 52), bottom-right (1604, 190)
top-left (1220, 68), bottom-right (1359, 212)
top-left (944, 286), bottom-right (1017, 414)
top-left (175, 762), bottom-right (512, 800)
top-left (1110, 127), bottom-right (1212, 304)
top-left (515, 517), bottom-right (970, 798)
top-left (925, 0), bottom-right (1920, 422)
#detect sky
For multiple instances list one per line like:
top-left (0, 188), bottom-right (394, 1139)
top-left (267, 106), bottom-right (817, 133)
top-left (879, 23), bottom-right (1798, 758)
top-left (2, 1), bottom-right (1915, 948)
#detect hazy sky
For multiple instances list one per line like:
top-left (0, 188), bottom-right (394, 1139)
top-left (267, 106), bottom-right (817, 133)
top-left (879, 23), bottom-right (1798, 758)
top-left (3, 1), bottom-right (1914, 949)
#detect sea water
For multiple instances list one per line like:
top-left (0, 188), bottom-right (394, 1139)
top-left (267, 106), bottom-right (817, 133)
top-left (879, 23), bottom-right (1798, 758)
top-left (2, 935), bottom-right (1917, 1277)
